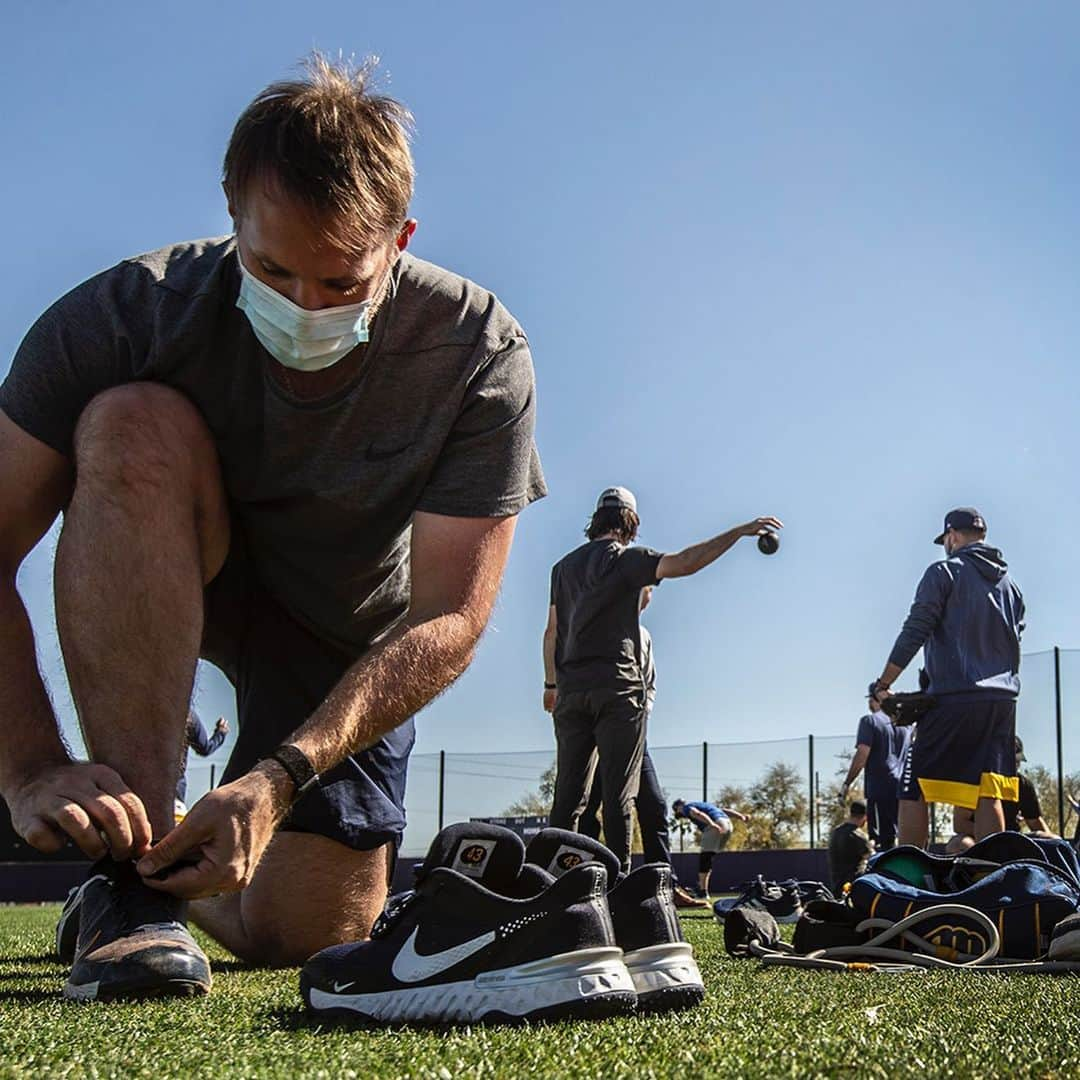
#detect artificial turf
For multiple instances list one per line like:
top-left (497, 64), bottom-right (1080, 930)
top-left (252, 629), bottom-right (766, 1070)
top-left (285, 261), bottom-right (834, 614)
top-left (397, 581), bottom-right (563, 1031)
top-left (1, 905), bottom-right (1079, 1079)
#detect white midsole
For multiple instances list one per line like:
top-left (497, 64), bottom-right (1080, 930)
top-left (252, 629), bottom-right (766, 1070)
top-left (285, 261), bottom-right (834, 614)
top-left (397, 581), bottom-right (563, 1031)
top-left (307, 946), bottom-right (634, 1021)
top-left (623, 942), bottom-right (704, 996)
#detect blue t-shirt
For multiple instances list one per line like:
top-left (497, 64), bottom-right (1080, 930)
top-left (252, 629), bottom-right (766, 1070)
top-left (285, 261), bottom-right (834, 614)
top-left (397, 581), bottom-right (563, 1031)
top-left (855, 711), bottom-right (911, 800)
top-left (678, 800), bottom-right (729, 824)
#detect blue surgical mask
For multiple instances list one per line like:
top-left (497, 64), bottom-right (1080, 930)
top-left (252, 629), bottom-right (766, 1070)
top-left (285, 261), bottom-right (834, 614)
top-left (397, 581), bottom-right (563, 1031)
top-left (236, 255), bottom-right (384, 371)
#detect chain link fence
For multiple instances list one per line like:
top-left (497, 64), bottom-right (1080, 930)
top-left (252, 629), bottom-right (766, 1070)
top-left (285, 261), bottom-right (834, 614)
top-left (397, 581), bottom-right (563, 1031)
top-left (179, 648), bottom-right (1079, 858)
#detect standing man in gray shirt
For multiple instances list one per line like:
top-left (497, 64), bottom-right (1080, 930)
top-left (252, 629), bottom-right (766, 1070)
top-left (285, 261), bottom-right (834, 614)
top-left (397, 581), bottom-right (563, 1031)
top-left (543, 487), bottom-right (779, 871)
top-left (0, 55), bottom-right (544, 1001)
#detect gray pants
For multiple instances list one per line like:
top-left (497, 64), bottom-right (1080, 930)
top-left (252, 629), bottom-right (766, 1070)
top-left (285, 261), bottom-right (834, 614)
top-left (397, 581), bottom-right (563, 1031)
top-left (549, 687), bottom-right (647, 871)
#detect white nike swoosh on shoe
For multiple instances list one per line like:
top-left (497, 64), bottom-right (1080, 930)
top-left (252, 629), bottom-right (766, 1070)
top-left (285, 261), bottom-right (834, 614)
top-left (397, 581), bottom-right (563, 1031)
top-left (391, 926), bottom-right (496, 984)
top-left (332, 981), bottom-right (355, 993)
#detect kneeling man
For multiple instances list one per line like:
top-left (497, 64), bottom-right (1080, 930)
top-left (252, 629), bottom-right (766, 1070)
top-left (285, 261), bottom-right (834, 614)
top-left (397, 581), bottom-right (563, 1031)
top-left (0, 56), bottom-right (544, 999)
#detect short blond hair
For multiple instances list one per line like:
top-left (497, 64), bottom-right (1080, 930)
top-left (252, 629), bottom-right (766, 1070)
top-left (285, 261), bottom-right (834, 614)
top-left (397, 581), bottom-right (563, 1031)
top-left (223, 53), bottom-right (414, 255)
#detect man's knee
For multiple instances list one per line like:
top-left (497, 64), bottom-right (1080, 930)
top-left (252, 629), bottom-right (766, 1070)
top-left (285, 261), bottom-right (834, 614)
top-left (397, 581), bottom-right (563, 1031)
top-left (73, 383), bottom-right (217, 492)
top-left (70, 383), bottom-right (228, 576)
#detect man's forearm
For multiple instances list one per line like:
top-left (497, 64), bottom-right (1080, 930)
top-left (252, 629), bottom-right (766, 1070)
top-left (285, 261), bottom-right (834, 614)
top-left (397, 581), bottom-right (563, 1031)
top-left (0, 580), bottom-right (70, 798)
top-left (874, 662), bottom-right (904, 690)
top-left (663, 526), bottom-right (744, 579)
top-left (843, 746), bottom-right (871, 787)
top-left (542, 629), bottom-right (556, 684)
top-left (283, 610), bottom-right (485, 776)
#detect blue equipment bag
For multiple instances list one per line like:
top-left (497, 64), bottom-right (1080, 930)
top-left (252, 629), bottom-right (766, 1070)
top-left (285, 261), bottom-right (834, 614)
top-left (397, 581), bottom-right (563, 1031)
top-left (851, 833), bottom-right (1080, 960)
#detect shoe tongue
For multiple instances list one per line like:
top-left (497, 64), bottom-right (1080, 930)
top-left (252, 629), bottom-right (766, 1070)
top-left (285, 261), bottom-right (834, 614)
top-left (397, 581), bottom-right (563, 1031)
top-left (422, 822), bottom-right (525, 892)
top-left (525, 828), bottom-right (620, 882)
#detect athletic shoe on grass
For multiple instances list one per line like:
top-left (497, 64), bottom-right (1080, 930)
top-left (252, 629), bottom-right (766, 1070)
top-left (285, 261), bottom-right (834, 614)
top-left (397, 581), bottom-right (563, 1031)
top-left (63, 858), bottom-right (211, 1002)
top-left (673, 884), bottom-right (709, 909)
top-left (1048, 912), bottom-right (1080, 960)
top-left (525, 829), bottom-right (705, 1013)
top-left (56, 872), bottom-right (108, 964)
top-left (300, 822), bottom-right (635, 1025)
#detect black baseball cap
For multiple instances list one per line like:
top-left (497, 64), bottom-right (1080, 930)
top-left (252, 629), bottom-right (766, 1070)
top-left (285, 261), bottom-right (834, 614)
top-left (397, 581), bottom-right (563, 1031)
top-left (934, 507), bottom-right (986, 545)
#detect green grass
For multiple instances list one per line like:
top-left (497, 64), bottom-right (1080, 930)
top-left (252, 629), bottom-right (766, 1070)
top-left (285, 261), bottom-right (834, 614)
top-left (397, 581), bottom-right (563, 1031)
top-left (2, 906), bottom-right (1080, 1079)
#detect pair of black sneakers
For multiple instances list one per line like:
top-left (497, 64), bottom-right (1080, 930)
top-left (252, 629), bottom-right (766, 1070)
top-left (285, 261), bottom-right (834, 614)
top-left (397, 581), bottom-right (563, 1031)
top-left (300, 822), bottom-right (704, 1024)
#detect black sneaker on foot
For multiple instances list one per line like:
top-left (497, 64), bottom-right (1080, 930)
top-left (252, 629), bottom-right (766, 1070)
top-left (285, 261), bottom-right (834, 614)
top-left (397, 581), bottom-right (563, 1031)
top-left (300, 822), bottom-right (635, 1025)
top-left (56, 872), bottom-right (108, 964)
top-left (63, 859), bottom-right (212, 1002)
top-left (525, 829), bottom-right (705, 1013)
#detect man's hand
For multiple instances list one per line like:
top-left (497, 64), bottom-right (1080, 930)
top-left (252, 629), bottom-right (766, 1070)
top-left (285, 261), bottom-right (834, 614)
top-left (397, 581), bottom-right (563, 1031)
top-left (6, 762), bottom-right (153, 861)
top-left (542, 688), bottom-right (557, 713)
top-left (135, 769), bottom-right (287, 898)
top-left (214, 717), bottom-right (229, 735)
top-left (739, 516), bottom-right (784, 539)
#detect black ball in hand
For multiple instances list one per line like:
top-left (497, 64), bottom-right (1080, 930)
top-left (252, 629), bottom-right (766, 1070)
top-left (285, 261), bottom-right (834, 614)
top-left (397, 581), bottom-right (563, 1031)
top-left (757, 531), bottom-right (780, 555)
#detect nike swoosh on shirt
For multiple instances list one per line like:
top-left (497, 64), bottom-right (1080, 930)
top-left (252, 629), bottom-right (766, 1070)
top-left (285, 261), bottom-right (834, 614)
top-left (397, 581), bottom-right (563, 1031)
top-left (391, 926), bottom-right (496, 984)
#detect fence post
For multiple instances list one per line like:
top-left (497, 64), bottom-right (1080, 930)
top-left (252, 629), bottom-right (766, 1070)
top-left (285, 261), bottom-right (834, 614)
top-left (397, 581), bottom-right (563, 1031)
top-left (814, 771), bottom-right (821, 851)
top-left (808, 734), bottom-right (815, 849)
top-left (209, 764), bottom-right (215, 791)
top-left (438, 750), bottom-right (446, 832)
top-left (1056, 646), bottom-right (1065, 834)
top-left (702, 741), bottom-right (708, 803)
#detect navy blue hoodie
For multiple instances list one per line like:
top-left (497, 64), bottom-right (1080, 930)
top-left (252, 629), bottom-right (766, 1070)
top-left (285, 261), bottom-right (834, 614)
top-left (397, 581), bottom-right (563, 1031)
top-left (888, 542), bottom-right (1025, 699)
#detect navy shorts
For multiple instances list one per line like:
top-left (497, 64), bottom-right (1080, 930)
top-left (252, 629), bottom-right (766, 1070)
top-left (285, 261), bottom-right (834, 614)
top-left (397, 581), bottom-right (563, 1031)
top-left (200, 532), bottom-right (413, 853)
top-left (908, 698), bottom-right (1018, 811)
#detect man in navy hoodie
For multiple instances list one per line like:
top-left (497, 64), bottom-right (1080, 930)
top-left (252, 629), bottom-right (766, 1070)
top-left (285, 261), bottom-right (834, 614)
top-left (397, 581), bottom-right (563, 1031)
top-left (870, 508), bottom-right (1025, 844)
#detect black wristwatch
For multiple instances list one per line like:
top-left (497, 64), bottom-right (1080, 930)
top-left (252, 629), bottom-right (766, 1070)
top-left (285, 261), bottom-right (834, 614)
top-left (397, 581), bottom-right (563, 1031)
top-left (266, 744), bottom-right (319, 802)
top-left (544, 682), bottom-right (556, 690)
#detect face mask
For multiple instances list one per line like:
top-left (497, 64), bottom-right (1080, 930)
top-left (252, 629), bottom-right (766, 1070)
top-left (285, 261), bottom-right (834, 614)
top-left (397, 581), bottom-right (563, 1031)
top-left (235, 255), bottom-right (385, 371)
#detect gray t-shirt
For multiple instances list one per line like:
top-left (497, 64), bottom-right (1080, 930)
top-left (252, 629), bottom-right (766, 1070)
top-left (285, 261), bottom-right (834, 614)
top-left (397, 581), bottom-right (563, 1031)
top-left (550, 540), bottom-right (663, 693)
top-left (1, 238), bottom-right (546, 654)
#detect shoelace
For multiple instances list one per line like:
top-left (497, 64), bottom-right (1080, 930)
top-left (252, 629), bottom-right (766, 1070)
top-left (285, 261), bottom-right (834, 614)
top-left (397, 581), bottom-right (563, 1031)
top-left (371, 890), bottom-right (417, 939)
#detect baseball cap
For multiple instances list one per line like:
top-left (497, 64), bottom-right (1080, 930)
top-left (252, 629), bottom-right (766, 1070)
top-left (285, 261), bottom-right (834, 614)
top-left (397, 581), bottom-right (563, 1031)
top-left (1015, 735), bottom-right (1026, 762)
top-left (934, 507), bottom-right (986, 545)
top-left (596, 486), bottom-right (637, 514)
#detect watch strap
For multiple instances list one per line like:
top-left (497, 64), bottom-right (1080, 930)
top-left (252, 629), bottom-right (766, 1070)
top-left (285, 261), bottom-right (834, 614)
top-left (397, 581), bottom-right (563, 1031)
top-left (267, 744), bottom-right (319, 800)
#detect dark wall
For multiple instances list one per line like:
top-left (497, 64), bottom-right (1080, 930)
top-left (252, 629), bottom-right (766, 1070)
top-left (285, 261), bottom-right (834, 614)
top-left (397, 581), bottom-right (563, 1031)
top-left (0, 798), bottom-right (88, 863)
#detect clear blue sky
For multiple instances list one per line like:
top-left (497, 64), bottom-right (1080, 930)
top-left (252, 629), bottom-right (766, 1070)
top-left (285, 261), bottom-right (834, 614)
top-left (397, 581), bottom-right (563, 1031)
top-left (4, 3), bottom-right (1080, 787)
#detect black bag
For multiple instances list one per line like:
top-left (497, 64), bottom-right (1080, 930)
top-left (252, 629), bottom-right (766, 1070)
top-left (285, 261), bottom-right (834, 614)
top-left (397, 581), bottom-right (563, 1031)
top-left (723, 900), bottom-right (782, 957)
top-left (792, 899), bottom-right (868, 953)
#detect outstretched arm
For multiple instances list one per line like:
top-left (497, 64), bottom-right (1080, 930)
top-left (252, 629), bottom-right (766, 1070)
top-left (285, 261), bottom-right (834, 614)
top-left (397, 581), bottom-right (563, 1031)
top-left (656, 517), bottom-right (782, 581)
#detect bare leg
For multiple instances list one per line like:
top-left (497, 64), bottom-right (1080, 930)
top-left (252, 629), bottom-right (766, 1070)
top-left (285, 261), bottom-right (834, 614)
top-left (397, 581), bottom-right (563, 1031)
top-left (191, 833), bottom-right (391, 966)
top-left (974, 796), bottom-right (1005, 840)
top-left (55, 385), bottom-right (229, 841)
top-left (898, 799), bottom-right (929, 847)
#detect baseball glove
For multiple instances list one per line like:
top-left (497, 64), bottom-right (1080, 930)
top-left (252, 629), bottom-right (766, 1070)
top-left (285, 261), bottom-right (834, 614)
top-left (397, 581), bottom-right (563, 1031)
top-left (880, 692), bottom-right (937, 726)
